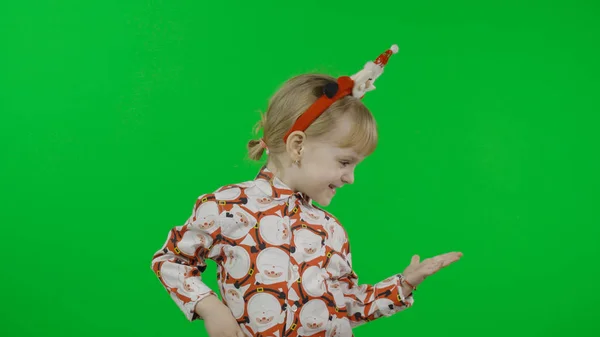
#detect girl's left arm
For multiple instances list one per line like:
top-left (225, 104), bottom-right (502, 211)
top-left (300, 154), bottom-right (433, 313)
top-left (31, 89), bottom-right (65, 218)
top-left (338, 260), bottom-right (415, 326)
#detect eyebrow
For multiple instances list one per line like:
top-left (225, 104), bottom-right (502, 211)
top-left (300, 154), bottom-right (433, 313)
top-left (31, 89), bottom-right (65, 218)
top-left (338, 155), bottom-right (360, 163)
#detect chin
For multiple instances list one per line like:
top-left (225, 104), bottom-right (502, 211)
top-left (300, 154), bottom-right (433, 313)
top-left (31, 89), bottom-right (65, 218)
top-left (313, 196), bottom-right (332, 207)
top-left (315, 201), bottom-right (330, 207)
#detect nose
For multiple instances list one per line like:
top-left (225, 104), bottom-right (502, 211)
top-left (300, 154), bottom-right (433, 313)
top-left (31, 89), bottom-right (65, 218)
top-left (342, 170), bottom-right (355, 185)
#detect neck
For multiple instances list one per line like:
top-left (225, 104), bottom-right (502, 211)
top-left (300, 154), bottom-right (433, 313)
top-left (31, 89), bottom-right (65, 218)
top-left (266, 158), bottom-right (298, 192)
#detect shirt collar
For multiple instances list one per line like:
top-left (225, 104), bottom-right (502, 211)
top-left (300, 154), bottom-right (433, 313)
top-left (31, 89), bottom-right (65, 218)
top-left (254, 165), bottom-right (313, 205)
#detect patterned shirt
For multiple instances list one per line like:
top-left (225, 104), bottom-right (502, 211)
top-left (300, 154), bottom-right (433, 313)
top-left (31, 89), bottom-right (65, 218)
top-left (151, 166), bottom-right (414, 337)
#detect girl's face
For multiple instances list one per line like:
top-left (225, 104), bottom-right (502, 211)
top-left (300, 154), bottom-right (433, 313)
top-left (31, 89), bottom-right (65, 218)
top-left (278, 116), bottom-right (366, 207)
top-left (295, 142), bottom-right (361, 206)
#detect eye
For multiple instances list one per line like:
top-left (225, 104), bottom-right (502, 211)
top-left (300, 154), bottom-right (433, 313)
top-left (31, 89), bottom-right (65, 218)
top-left (339, 161), bottom-right (350, 167)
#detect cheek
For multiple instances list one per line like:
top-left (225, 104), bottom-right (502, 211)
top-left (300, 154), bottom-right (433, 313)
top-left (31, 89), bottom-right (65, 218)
top-left (307, 167), bottom-right (335, 184)
top-left (305, 157), bottom-right (335, 173)
top-left (300, 172), bottom-right (326, 189)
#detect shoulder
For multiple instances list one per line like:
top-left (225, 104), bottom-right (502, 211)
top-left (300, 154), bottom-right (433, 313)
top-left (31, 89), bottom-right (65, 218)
top-left (312, 204), bottom-right (342, 224)
top-left (197, 179), bottom-right (257, 205)
top-left (193, 177), bottom-right (277, 214)
top-left (190, 179), bottom-right (258, 225)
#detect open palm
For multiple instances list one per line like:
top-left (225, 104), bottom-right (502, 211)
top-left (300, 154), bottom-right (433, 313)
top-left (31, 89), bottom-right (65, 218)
top-left (402, 252), bottom-right (463, 287)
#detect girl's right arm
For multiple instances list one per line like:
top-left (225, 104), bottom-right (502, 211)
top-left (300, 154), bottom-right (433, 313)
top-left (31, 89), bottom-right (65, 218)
top-left (195, 296), bottom-right (246, 337)
top-left (150, 194), bottom-right (246, 337)
top-left (150, 194), bottom-right (221, 322)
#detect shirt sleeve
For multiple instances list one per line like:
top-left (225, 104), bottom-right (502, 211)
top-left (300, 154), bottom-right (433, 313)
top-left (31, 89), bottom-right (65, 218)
top-left (150, 193), bottom-right (222, 321)
top-left (338, 251), bottom-right (414, 326)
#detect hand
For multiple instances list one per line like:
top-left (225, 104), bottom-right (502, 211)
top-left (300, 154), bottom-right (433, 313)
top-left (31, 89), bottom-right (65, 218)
top-left (402, 252), bottom-right (463, 288)
top-left (196, 296), bottom-right (245, 337)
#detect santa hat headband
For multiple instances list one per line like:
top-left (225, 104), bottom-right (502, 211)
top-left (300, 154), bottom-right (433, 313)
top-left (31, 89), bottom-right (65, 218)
top-left (282, 44), bottom-right (399, 143)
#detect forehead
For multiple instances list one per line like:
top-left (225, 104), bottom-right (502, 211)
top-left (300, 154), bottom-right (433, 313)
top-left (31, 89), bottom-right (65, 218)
top-left (311, 135), bottom-right (364, 161)
top-left (310, 116), bottom-right (352, 146)
top-left (319, 116), bottom-right (365, 157)
top-left (331, 146), bottom-right (364, 161)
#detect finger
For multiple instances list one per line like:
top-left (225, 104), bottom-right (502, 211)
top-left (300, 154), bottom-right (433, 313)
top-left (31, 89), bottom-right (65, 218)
top-left (410, 254), bottom-right (420, 266)
top-left (441, 252), bottom-right (463, 259)
top-left (439, 253), bottom-right (463, 267)
top-left (423, 257), bottom-right (445, 272)
top-left (446, 252), bottom-right (463, 262)
top-left (429, 256), bottom-right (443, 265)
top-left (433, 252), bottom-right (461, 262)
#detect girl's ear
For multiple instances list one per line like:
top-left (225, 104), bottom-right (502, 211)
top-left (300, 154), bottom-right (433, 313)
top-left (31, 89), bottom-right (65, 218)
top-left (285, 131), bottom-right (306, 161)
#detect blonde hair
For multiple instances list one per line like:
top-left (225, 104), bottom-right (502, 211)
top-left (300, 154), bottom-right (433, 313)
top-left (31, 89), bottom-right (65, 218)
top-left (247, 74), bottom-right (378, 164)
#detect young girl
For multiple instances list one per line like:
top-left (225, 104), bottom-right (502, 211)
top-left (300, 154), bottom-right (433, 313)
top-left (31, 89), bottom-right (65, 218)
top-left (151, 44), bottom-right (462, 337)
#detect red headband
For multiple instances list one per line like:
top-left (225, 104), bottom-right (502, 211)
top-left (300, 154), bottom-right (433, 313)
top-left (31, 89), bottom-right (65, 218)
top-left (282, 44), bottom-right (399, 143)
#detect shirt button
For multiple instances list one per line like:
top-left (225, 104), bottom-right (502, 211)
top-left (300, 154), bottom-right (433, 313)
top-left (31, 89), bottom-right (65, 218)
top-left (291, 305), bottom-right (298, 312)
top-left (292, 265), bottom-right (298, 271)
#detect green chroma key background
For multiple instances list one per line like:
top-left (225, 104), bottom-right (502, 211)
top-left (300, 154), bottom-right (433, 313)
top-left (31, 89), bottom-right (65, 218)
top-left (1, 1), bottom-right (598, 336)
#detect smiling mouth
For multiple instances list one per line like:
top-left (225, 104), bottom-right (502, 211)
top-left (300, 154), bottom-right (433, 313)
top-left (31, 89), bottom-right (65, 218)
top-left (328, 184), bottom-right (338, 194)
